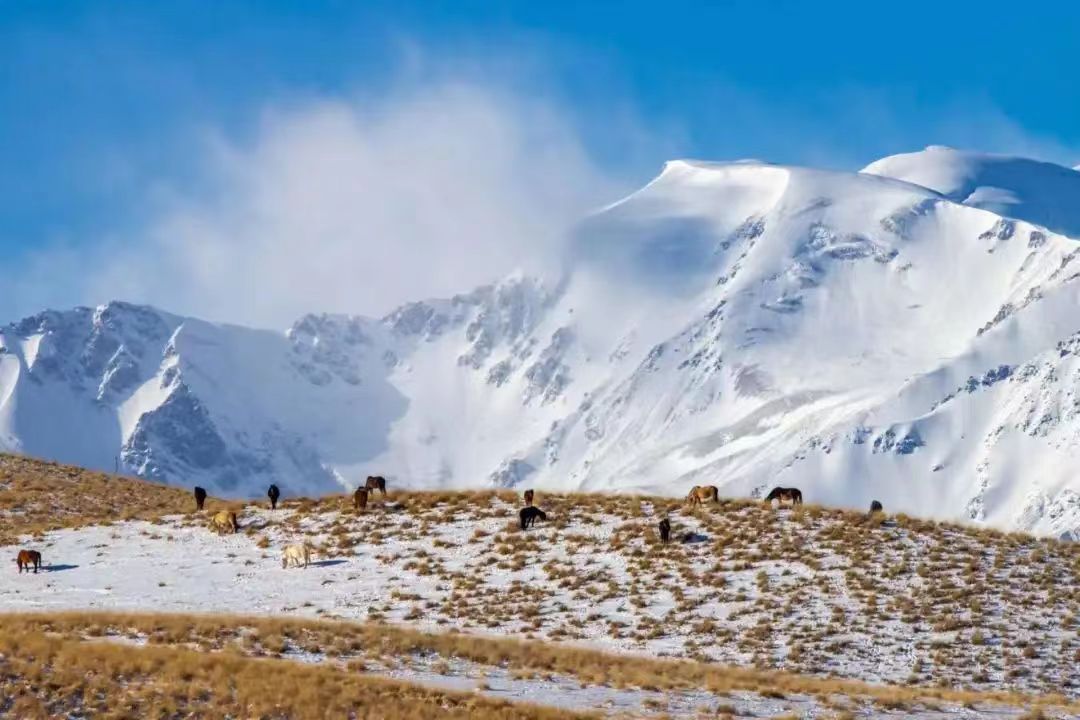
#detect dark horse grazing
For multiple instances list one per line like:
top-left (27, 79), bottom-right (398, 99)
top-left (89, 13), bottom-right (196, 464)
top-left (519, 506), bottom-right (547, 530)
top-left (765, 487), bottom-right (803, 506)
top-left (523, 489), bottom-right (535, 506)
top-left (193, 486), bottom-right (207, 511)
top-left (868, 500), bottom-right (884, 515)
top-left (365, 476), bottom-right (387, 496)
top-left (353, 486), bottom-right (369, 511)
top-left (267, 484), bottom-right (280, 510)
top-left (658, 518), bottom-right (671, 544)
top-left (15, 550), bottom-right (41, 574)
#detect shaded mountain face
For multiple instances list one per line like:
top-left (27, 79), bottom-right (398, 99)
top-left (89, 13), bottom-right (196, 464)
top-left (3, 149), bottom-right (1080, 538)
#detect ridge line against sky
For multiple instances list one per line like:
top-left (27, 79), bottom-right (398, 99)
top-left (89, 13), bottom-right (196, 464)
top-left (2, 1), bottom-right (1079, 326)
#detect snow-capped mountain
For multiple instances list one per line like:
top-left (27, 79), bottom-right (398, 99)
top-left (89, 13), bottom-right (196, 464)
top-left (3, 145), bottom-right (1080, 538)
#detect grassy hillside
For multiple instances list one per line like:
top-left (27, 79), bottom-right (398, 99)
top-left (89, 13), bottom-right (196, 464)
top-left (2, 452), bottom-right (1080, 716)
top-left (194, 489), bottom-right (1080, 698)
top-left (0, 452), bottom-right (227, 544)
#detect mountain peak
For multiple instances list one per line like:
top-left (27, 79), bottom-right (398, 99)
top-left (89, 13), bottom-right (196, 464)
top-left (863, 146), bottom-right (1080, 237)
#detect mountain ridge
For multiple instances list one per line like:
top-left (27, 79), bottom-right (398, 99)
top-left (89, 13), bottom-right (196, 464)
top-left (3, 146), bottom-right (1080, 538)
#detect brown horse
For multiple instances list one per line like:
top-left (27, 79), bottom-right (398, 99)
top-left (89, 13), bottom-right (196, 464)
top-left (658, 518), bottom-right (671, 544)
top-left (353, 486), bottom-right (369, 511)
top-left (210, 511), bottom-right (239, 534)
top-left (686, 485), bottom-right (719, 507)
top-left (15, 550), bottom-right (41, 574)
top-left (765, 487), bottom-right (803, 506)
top-left (365, 476), bottom-right (387, 496)
top-left (523, 488), bottom-right (535, 506)
top-left (193, 486), bottom-right (207, 511)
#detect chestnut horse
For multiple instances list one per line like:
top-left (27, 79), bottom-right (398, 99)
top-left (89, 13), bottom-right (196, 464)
top-left (765, 487), bottom-right (803, 506)
top-left (353, 486), bottom-right (369, 511)
top-left (365, 476), bottom-right (387, 496)
top-left (15, 550), bottom-right (41, 574)
top-left (686, 485), bottom-right (719, 507)
top-left (523, 489), bottom-right (535, 506)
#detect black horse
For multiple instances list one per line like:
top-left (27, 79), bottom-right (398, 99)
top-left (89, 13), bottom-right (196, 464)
top-left (519, 506), bottom-right (547, 530)
top-left (193, 486), bottom-right (207, 511)
top-left (765, 486), bottom-right (803, 506)
top-left (268, 484), bottom-right (281, 510)
top-left (868, 500), bottom-right (884, 515)
top-left (658, 518), bottom-right (671, 544)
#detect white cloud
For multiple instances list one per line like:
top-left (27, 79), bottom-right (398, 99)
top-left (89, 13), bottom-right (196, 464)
top-left (20, 81), bottom-right (629, 328)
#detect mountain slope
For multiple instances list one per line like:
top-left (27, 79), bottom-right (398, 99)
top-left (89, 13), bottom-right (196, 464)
top-left (3, 150), bottom-right (1080, 537)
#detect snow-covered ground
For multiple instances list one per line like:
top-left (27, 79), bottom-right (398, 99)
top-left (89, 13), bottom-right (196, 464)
top-left (4, 494), bottom-right (1078, 708)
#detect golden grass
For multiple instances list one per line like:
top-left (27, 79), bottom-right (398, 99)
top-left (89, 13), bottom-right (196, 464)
top-left (2, 610), bottom-right (1076, 714)
top-left (0, 452), bottom-right (236, 545)
top-left (0, 624), bottom-right (593, 720)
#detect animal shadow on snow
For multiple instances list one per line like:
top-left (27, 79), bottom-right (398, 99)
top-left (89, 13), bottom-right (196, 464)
top-left (680, 532), bottom-right (709, 545)
top-left (308, 559), bottom-right (347, 568)
top-left (45, 564), bottom-right (79, 572)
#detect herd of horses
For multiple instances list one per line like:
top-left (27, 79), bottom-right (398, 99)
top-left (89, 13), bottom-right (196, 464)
top-left (664, 485), bottom-right (882, 544)
top-left (191, 476), bottom-right (395, 568)
top-left (191, 475), bottom-right (555, 564)
top-left (12, 478), bottom-right (885, 573)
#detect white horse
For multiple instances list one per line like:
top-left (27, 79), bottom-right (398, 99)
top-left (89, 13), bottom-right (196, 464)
top-left (281, 544), bottom-right (311, 569)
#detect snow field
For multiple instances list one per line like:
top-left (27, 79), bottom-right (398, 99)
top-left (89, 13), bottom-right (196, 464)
top-left (3, 491), bottom-right (1078, 705)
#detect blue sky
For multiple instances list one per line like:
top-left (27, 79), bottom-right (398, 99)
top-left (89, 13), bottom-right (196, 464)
top-left (2, 1), bottom-right (1080, 323)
